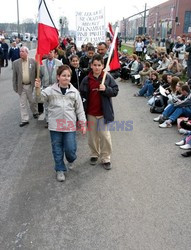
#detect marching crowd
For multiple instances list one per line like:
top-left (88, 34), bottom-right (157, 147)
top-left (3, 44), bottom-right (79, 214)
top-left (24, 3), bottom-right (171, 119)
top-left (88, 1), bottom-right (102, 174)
top-left (1, 33), bottom-right (191, 181)
top-left (10, 37), bottom-right (119, 182)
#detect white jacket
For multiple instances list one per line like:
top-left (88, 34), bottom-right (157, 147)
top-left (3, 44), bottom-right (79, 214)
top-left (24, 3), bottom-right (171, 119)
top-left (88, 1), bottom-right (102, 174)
top-left (36, 83), bottom-right (86, 132)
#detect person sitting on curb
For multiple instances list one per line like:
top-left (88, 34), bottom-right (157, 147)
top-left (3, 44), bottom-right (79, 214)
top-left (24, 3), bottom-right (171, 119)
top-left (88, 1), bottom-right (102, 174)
top-left (156, 54), bottom-right (170, 74)
top-left (138, 61), bottom-right (153, 87)
top-left (178, 120), bottom-right (191, 157)
top-left (134, 71), bottom-right (160, 98)
top-left (153, 84), bottom-right (191, 128)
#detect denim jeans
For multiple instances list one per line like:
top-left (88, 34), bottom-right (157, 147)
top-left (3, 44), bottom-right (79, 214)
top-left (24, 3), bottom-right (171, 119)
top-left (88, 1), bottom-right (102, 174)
top-left (169, 107), bottom-right (191, 122)
top-left (162, 104), bottom-right (175, 118)
top-left (139, 80), bottom-right (154, 97)
top-left (163, 104), bottom-right (191, 122)
top-left (50, 131), bottom-right (77, 172)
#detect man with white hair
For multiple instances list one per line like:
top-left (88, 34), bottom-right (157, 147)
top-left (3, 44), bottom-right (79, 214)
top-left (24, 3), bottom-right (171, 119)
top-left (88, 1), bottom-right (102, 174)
top-left (13, 46), bottom-right (38, 127)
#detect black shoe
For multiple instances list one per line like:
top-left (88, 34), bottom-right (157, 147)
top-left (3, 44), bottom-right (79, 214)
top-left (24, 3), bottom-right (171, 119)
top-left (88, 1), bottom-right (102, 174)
top-left (102, 162), bottom-right (112, 170)
top-left (181, 151), bottom-right (191, 157)
top-left (89, 157), bottom-right (98, 165)
top-left (19, 121), bottom-right (29, 127)
top-left (33, 113), bottom-right (39, 119)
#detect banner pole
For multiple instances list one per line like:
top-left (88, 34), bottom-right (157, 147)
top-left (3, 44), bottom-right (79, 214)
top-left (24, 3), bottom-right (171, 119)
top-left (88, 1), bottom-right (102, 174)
top-left (36, 54), bottom-right (41, 96)
top-left (101, 26), bottom-right (119, 85)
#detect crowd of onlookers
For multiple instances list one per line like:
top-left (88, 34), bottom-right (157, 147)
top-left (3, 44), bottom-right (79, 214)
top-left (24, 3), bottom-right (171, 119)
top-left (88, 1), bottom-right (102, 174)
top-left (120, 34), bottom-right (191, 157)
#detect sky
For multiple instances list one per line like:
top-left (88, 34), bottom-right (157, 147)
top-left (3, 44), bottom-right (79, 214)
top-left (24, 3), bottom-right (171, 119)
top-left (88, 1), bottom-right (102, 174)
top-left (1, 0), bottom-right (168, 30)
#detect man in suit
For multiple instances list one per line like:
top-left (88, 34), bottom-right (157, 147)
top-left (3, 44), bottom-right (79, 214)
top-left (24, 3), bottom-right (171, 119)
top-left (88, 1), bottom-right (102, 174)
top-left (40, 49), bottom-right (63, 127)
top-left (13, 46), bottom-right (38, 127)
top-left (8, 41), bottom-right (20, 68)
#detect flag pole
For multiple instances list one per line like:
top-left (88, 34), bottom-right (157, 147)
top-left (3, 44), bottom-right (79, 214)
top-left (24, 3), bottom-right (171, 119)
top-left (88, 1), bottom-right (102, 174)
top-left (36, 54), bottom-right (41, 96)
top-left (101, 26), bottom-right (119, 86)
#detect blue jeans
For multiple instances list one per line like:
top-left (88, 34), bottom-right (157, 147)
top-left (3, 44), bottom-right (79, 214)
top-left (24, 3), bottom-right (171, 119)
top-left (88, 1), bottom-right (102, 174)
top-left (162, 104), bottom-right (175, 118)
top-left (50, 131), bottom-right (77, 172)
top-left (163, 104), bottom-right (191, 122)
top-left (139, 80), bottom-right (154, 97)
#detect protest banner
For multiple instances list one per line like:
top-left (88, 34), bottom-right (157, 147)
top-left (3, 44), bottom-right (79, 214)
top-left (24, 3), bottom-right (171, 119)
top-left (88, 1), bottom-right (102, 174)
top-left (76, 9), bottom-right (105, 47)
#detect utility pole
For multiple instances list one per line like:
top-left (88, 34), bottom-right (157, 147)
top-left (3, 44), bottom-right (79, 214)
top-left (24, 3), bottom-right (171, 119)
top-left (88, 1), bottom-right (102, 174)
top-left (143, 3), bottom-right (147, 35)
top-left (16, 0), bottom-right (20, 38)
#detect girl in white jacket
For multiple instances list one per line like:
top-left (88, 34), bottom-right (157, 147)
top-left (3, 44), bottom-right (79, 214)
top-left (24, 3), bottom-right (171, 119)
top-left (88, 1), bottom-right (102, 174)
top-left (35, 65), bottom-right (86, 182)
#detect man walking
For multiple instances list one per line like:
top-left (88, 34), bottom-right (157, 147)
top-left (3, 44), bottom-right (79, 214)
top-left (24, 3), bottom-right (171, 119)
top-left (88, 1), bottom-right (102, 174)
top-left (40, 49), bottom-right (63, 127)
top-left (13, 46), bottom-right (38, 127)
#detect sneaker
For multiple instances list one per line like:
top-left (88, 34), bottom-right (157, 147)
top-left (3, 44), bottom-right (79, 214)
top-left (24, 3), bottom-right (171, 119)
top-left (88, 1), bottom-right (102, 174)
top-left (56, 171), bottom-right (65, 182)
top-left (68, 162), bottom-right (74, 170)
top-left (153, 115), bottom-right (162, 122)
top-left (133, 93), bottom-right (140, 97)
top-left (102, 162), bottom-right (112, 170)
top-left (179, 128), bottom-right (189, 135)
top-left (159, 120), bottom-right (172, 128)
top-left (175, 140), bottom-right (185, 146)
top-left (90, 157), bottom-right (98, 165)
top-left (180, 144), bottom-right (191, 150)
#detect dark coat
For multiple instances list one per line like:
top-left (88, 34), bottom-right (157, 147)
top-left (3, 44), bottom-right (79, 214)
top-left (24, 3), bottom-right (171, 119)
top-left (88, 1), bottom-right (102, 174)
top-left (0, 47), bottom-right (3, 67)
top-left (8, 47), bottom-right (20, 62)
top-left (80, 72), bottom-right (119, 124)
top-left (1, 42), bottom-right (9, 59)
top-left (70, 65), bottom-right (86, 90)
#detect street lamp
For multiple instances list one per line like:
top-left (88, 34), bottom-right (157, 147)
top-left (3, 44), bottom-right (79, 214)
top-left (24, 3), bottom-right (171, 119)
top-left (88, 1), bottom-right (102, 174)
top-left (16, 0), bottom-right (20, 38)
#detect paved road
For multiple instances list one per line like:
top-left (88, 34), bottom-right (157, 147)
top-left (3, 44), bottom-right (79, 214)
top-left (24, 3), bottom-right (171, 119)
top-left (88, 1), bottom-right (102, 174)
top-left (0, 52), bottom-right (191, 250)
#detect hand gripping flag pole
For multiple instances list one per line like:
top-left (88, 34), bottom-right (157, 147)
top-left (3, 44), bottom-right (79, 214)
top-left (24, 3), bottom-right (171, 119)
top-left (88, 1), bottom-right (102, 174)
top-left (100, 26), bottom-right (119, 86)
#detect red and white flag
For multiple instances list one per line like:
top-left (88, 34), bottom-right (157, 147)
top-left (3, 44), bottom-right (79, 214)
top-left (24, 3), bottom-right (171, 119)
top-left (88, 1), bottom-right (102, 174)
top-left (108, 23), bottom-right (120, 71)
top-left (36, 0), bottom-right (59, 62)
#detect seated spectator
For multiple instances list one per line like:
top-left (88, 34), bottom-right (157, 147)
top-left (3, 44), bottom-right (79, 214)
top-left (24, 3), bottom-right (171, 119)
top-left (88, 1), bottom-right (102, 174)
top-left (178, 120), bottom-right (191, 156)
top-left (130, 54), bottom-right (139, 76)
top-left (166, 81), bottom-right (184, 104)
top-left (168, 52), bottom-right (175, 62)
top-left (120, 55), bottom-right (133, 81)
top-left (138, 62), bottom-right (153, 86)
top-left (154, 84), bottom-right (191, 127)
top-left (156, 54), bottom-right (170, 74)
top-left (147, 39), bottom-right (156, 56)
top-left (149, 74), bottom-right (179, 108)
top-left (165, 58), bottom-right (182, 76)
top-left (134, 71), bottom-right (160, 97)
top-left (120, 54), bottom-right (139, 81)
top-left (119, 49), bottom-right (129, 64)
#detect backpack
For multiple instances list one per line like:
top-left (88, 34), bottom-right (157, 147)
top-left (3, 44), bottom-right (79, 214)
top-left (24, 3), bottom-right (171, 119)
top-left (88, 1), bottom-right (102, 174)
top-left (150, 95), bottom-right (165, 113)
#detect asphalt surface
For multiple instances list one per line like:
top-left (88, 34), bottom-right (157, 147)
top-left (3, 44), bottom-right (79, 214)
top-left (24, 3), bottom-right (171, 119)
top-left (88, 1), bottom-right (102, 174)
top-left (0, 51), bottom-right (191, 250)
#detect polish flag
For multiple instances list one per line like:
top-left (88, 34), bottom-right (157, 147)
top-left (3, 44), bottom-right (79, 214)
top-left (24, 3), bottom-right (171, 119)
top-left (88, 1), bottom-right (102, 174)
top-left (36, 0), bottom-right (59, 62)
top-left (108, 23), bottom-right (120, 71)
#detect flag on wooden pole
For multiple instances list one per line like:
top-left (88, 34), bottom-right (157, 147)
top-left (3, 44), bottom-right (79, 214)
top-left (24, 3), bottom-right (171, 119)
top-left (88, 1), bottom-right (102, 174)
top-left (36, 0), bottom-right (59, 63)
top-left (101, 26), bottom-right (119, 85)
top-left (108, 23), bottom-right (120, 71)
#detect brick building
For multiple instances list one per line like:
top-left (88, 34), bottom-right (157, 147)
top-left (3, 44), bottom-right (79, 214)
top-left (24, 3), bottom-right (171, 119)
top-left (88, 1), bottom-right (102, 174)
top-left (147, 0), bottom-right (191, 39)
top-left (118, 0), bottom-right (191, 40)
